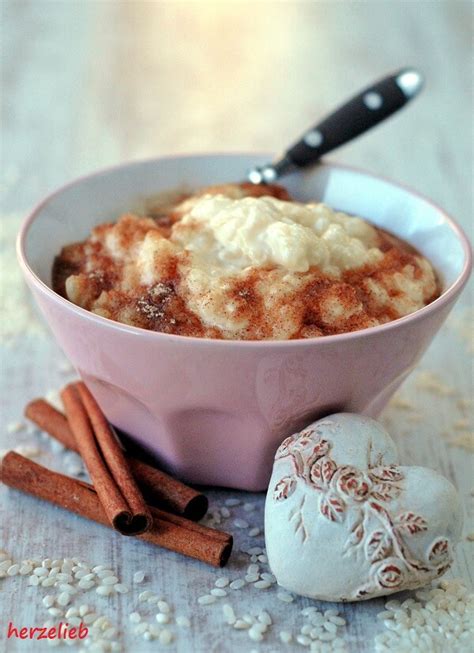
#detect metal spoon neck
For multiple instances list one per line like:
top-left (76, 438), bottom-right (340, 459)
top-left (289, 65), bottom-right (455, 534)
top-left (247, 156), bottom-right (295, 185)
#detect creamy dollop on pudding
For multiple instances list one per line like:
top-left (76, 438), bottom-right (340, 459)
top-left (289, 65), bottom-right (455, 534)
top-left (53, 183), bottom-right (439, 339)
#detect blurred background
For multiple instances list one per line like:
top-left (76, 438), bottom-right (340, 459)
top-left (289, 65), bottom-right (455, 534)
top-left (1, 0), bottom-right (472, 238)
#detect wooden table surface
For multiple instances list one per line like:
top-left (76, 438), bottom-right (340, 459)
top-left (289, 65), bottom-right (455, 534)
top-left (1, 2), bottom-right (472, 652)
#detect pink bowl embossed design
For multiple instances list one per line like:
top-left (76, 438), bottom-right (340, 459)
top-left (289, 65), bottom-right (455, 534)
top-left (17, 155), bottom-right (472, 490)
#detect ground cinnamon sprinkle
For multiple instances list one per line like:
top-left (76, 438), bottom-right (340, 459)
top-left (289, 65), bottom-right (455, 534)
top-left (53, 183), bottom-right (440, 340)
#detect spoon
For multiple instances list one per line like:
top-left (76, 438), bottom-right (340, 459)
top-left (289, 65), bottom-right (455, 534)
top-left (247, 68), bottom-right (424, 184)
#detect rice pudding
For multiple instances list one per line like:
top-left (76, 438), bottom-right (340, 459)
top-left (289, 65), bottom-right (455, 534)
top-left (52, 183), bottom-right (439, 340)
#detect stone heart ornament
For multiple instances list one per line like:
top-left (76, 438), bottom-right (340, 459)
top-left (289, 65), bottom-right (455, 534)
top-left (265, 413), bottom-right (463, 602)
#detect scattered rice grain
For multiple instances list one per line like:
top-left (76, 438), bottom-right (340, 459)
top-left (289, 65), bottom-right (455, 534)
top-left (254, 580), bottom-right (271, 589)
top-left (223, 604), bottom-right (236, 624)
top-left (198, 594), bottom-right (216, 606)
top-left (280, 630), bottom-right (293, 643)
top-left (233, 518), bottom-right (249, 529)
top-left (155, 613), bottom-right (170, 624)
top-left (211, 588), bottom-right (227, 597)
top-left (157, 600), bottom-right (170, 613)
top-left (176, 615), bottom-right (191, 628)
top-left (159, 629), bottom-right (173, 645)
top-left (133, 570), bottom-right (145, 584)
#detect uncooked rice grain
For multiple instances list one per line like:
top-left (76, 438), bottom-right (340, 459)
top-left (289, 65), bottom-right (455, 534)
top-left (133, 570), bottom-right (145, 584)
top-left (374, 579), bottom-right (473, 652)
top-left (258, 611), bottom-right (272, 625)
top-left (176, 615), bottom-right (191, 628)
top-left (280, 630), bottom-right (293, 643)
top-left (197, 595), bottom-right (216, 606)
top-left (211, 588), bottom-right (227, 597)
top-left (42, 595), bottom-right (55, 608)
top-left (222, 604), bottom-right (236, 624)
top-left (224, 498), bottom-right (240, 507)
top-left (245, 574), bottom-right (259, 583)
top-left (157, 600), bottom-right (170, 613)
top-left (159, 629), bottom-right (173, 645)
top-left (155, 613), bottom-right (170, 624)
top-left (248, 627), bottom-right (264, 642)
top-left (277, 591), bottom-right (294, 603)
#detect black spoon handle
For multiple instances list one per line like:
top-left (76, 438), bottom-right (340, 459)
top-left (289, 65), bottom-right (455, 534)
top-left (248, 68), bottom-right (424, 184)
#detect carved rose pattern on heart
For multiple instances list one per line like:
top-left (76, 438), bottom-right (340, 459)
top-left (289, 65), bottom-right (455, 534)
top-left (273, 427), bottom-right (453, 598)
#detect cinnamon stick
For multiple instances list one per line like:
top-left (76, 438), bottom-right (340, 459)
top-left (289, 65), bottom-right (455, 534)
top-left (61, 383), bottom-right (152, 535)
top-left (25, 398), bottom-right (208, 521)
top-left (0, 452), bottom-right (232, 567)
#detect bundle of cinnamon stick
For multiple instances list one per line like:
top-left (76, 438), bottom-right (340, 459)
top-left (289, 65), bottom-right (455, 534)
top-left (25, 396), bottom-right (208, 521)
top-left (0, 382), bottom-right (233, 568)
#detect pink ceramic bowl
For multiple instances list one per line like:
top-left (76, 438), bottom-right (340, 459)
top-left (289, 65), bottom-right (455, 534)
top-left (17, 155), bottom-right (472, 490)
